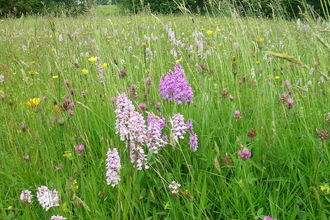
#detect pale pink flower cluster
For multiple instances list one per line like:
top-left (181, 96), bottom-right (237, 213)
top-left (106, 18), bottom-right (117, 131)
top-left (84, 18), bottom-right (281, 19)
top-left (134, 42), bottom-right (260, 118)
top-left (189, 132), bottom-right (198, 152)
top-left (169, 181), bottom-right (181, 194)
top-left (129, 141), bottom-right (149, 170)
top-left (234, 110), bottom-right (241, 120)
top-left (114, 93), bottom-right (200, 173)
top-left (20, 190), bottom-right (33, 204)
top-left (145, 112), bottom-right (166, 154)
top-left (106, 148), bottom-right (121, 187)
top-left (36, 186), bottom-right (59, 211)
top-left (51, 216), bottom-right (66, 220)
top-left (115, 93), bottom-right (148, 169)
top-left (115, 93), bottom-right (141, 141)
top-left (172, 113), bottom-right (187, 141)
top-left (264, 216), bottom-right (277, 220)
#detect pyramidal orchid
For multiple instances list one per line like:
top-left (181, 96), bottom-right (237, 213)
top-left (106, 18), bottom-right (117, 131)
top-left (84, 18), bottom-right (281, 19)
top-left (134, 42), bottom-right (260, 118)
top-left (159, 63), bottom-right (193, 104)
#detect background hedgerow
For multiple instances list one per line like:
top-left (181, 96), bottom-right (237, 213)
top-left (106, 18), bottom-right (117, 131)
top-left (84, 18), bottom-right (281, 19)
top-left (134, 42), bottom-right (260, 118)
top-left (0, 3), bottom-right (329, 220)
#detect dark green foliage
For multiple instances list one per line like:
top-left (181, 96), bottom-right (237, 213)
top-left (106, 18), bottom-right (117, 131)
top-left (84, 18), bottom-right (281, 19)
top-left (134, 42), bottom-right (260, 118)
top-left (231, 0), bottom-right (330, 19)
top-left (116, 0), bottom-right (330, 18)
top-left (0, 0), bottom-right (93, 17)
top-left (115, 0), bottom-right (210, 14)
top-left (97, 0), bottom-right (109, 5)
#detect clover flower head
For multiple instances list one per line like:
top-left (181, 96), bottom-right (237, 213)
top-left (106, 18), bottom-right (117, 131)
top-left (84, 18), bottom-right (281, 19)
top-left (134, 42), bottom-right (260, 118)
top-left (229, 94), bottom-right (235, 101)
top-left (20, 123), bottom-right (26, 132)
top-left (234, 110), bottom-right (241, 119)
top-left (74, 144), bottom-right (84, 155)
top-left (264, 216), bottom-right (277, 220)
top-left (138, 103), bottom-right (147, 110)
top-left (286, 98), bottom-right (295, 109)
top-left (283, 80), bottom-right (293, 90)
top-left (238, 147), bottom-right (251, 161)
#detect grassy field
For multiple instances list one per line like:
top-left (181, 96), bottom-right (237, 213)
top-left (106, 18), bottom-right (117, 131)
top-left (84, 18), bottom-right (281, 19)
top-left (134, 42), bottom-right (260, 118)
top-left (0, 5), bottom-right (330, 220)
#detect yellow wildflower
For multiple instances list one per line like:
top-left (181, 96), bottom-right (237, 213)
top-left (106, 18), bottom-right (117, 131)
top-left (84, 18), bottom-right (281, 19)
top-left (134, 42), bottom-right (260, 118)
top-left (7, 206), bottom-right (13, 210)
top-left (183, 190), bottom-right (190, 195)
top-left (207, 30), bottom-right (214, 35)
top-left (25, 98), bottom-right (41, 108)
top-left (256, 38), bottom-right (264, 43)
top-left (320, 184), bottom-right (330, 193)
top-left (256, 61), bottom-right (260, 64)
top-left (101, 63), bottom-right (108, 68)
top-left (54, 105), bottom-right (60, 113)
top-left (81, 68), bottom-right (89, 75)
top-left (275, 76), bottom-right (280, 80)
top-left (13, 72), bottom-right (16, 75)
top-left (88, 56), bottom-right (97, 62)
top-left (53, 76), bottom-right (58, 79)
top-left (63, 151), bottom-right (73, 160)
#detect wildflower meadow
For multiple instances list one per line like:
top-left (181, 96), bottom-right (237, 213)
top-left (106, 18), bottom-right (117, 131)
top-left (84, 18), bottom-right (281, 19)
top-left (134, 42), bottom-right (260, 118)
top-left (0, 4), bottom-right (330, 220)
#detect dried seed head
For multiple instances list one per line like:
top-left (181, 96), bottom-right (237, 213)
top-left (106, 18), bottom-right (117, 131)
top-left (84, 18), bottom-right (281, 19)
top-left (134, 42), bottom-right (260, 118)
top-left (317, 129), bottom-right (329, 141)
top-left (247, 128), bottom-right (257, 140)
top-left (221, 88), bottom-right (228, 98)
top-left (223, 153), bottom-right (233, 165)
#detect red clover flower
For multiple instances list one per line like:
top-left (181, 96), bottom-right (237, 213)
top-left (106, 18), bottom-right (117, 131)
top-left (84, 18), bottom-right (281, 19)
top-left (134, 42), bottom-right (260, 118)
top-left (234, 110), bottom-right (241, 120)
top-left (74, 144), bottom-right (84, 155)
top-left (238, 147), bottom-right (251, 161)
top-left (264, 216), bottom-right (277, 220)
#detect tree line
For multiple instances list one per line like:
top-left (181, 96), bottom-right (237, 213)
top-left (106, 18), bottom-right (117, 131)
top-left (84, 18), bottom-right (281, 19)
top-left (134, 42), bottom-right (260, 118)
top-left (0, 0), bottom-right (94, 17)
top-left (0, 0), bottom-right (329, 18)
top-left (116, 0), bottom-right (329, 19)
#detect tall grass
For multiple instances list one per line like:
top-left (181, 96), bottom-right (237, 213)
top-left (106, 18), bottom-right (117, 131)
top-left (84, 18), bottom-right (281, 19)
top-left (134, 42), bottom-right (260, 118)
top-left (0, 4), bottom-right (329, 220)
